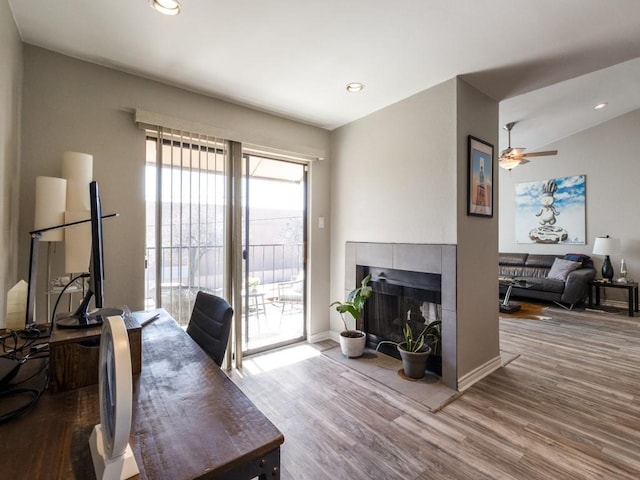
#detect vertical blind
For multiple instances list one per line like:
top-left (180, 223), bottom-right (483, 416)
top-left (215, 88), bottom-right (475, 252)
top-left (144, 128), bottom-right (229, 326)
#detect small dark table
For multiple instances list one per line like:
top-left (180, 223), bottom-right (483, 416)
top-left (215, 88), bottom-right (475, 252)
top-left (499, 279), bottom-right (533, 314)
top-left (588, 280), bottom-right (639, 317)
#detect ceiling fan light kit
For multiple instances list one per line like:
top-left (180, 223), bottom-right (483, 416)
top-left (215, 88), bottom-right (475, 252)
top-left (149, 0), bottom-right (181, 16)
top-left (498, 121), bottom-right (558, 171)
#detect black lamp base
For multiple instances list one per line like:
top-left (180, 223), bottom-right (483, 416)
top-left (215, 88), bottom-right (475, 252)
top-left (602, 255), bottom-right (614, 282)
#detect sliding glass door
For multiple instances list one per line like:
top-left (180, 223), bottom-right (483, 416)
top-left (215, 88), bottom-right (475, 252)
top-left (144, 135), bottom-right (307, 361)
top-left (241, 154), bottom-right (307, 354)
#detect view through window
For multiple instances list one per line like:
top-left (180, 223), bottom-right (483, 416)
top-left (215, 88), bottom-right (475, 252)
top-left (144, 135), bottom-right (228, 326)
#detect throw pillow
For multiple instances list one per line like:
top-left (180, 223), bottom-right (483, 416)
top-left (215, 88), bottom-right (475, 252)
top-left (563, 253), bottom-right (591, 267)
top-left (547, 258), bottom-right (582, 281)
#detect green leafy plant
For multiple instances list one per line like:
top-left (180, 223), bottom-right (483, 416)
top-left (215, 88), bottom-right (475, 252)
top-left (330, 274), bottom-right (372, 333)
top-left (401, 323), bottom-right (428, 352)
top-left (424, 320), bottom-right (441, 356)
top-left (376, 320), bottom-right (439, 353)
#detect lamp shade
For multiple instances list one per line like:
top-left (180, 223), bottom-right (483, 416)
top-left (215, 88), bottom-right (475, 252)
top-left (34, 176), bottom-right (67, 242)
top-left (64, 210), bottom-right (92, 273)
top-left (592, 236), bottom-right (620, 256)
top-left (63, 151), bottom-right (93, 211)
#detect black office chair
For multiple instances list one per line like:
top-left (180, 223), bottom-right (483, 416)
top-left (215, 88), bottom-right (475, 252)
top-left (186, 291), bottom-right (234, 366)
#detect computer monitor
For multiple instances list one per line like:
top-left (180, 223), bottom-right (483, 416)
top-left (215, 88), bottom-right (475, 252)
top-left (57, 181), bottom-right (122, 329)
top-left (23, 232), bottom-right (42, 334)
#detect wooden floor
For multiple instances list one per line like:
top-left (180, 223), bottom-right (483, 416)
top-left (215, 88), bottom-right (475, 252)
top-left (229, 308), bottom-right (640, 480)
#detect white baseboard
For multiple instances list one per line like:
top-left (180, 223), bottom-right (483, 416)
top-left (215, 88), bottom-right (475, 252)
top-left (308, 331), bottom-right (332, 343)
top-left (327, 330), bottom-right (341, 343)
top-left (457, 355), bottom-right (503, 392)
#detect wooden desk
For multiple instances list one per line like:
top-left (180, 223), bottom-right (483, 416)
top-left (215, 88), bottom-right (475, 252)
top-left (49, 314), bottom-right (142, 392)
top-left (0, 309), bottom-right (284, 479)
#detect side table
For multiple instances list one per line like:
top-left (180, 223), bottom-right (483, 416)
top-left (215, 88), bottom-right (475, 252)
top-left (588, 280), bottom-right (639, 317)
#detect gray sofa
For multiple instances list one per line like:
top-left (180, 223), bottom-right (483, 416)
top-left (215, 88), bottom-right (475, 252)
top-left (499, 253), bottom-right (596, 308)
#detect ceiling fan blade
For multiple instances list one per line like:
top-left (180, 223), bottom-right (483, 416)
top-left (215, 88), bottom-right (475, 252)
top-left (521, 150), bottom-right (558, 158)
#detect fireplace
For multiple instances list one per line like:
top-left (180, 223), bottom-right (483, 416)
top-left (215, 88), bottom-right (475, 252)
top-left (358, 265), bottom-right (441, 362)
top-left (345, 242), bottom-right (456, 388)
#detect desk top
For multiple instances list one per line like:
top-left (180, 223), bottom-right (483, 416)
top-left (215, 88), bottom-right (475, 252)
top-left (0, 309), bottom-right (284, 479)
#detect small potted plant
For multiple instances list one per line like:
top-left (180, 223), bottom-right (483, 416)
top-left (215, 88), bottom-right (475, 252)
top-left (330, 274), bottom-right (372, 358)
top-left (424, 320), bottom-right (441, 376)
top-left (247, 277), bottom-right (260, 293)
top-left (377, 323), bottom-right (433, 379)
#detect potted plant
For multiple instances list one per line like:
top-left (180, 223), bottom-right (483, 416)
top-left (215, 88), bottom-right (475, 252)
top-left (376, 322), bottom-right (433, 379)
top-left (330, 274), bottom-right (372, 358)
top-left (424, 320), bottom-right (442, 376)
top-left (247, 277), bottom-right (260, 293)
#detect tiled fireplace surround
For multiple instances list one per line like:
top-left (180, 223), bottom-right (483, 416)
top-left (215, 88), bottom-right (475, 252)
top-left (345, 242), bottom-right (457, 389)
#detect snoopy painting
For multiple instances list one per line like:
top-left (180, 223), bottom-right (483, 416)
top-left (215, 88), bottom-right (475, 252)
top-left (514, 175), bottom-right (586, 244)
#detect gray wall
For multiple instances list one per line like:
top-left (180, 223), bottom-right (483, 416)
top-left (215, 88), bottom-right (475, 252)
top-left (499, 108), bottom-right (640, 303)
top-left (455, 79), bottom-right (500, 379)
top-left (19, 46), bottom-right (331, 335)
top-left (0, 0), bottom-right (22, 328)
top-left (330, 77), bottom-right (499, 385)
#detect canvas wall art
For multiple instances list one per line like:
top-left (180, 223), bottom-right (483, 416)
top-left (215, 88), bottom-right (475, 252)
top-left (515, 175), bottom-right (586, 244)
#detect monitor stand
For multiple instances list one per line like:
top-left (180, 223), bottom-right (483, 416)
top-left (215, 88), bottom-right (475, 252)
top-left (56, 308), bottom-right (125, 329)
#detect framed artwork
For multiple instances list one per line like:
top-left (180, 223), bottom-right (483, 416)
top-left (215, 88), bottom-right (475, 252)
top-left (515, 175), bottom-right (586, 244)
top-left (467, 135), bottom-right (494, 217)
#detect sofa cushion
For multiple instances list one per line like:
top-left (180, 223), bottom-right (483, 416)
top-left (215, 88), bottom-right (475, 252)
top-left (499, 253), bottom-right (529, 266)
top-left (547, 258), bottom-right (582, 281)
top-left (515, 276), bottom-right (565, 294)
top-left (525, 254), bottom-right (557, 269)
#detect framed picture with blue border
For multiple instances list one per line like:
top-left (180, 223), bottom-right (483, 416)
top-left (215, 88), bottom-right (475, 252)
top-left (467, 135), bottom-right (494, 217)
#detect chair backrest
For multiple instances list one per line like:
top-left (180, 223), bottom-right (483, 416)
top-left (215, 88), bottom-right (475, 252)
top-left (186, 292), bottom-right (234, 366)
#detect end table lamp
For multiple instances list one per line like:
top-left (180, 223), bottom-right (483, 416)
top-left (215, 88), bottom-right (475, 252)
top-left (592, 236), bottom-right (620, 282)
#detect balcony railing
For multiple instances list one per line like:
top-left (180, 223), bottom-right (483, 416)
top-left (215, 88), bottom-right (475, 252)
top-left (144, 243), bottom-right (304, 326)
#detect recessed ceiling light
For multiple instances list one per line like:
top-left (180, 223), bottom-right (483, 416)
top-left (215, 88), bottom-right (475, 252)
top-left (594, 102), bottom-right (608, 110)
top-left (150, 0), bottom-right (181, 15)
top-left (346, 83), bottom-right (364, 93)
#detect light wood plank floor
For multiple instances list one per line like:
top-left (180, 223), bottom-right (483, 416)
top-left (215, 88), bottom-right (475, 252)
top-left (229, 308), bottom-right (640, 480)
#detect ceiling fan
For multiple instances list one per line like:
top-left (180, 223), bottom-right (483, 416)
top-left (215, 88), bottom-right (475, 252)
top-left (499, 122), bottom-right (558, 171)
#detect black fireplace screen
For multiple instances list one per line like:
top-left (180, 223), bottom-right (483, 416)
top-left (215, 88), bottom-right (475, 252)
top-left (358, 266), bottom-right (441, 353)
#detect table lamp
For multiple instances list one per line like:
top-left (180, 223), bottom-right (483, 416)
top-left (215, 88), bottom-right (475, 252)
top-left (592, 236), bottom-right (620, 282)
top-left (33, 176), bottom-right (67, 321)
top-left (63, 152), bottom-right (93, 275)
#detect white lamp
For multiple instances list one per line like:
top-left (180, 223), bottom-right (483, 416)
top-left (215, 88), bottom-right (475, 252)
top-left (34, 176), bottom-right (68, 321)
top-left (64, 210), bottom-right (92, 274)
top-left (592, 236), bottom-right (620, 282)
top-left (63, 151), bottom-right (93, 211)
top-left (63, 152), bottom-right (93, 274)
top-left (34, 176), bottom-right (67, 241)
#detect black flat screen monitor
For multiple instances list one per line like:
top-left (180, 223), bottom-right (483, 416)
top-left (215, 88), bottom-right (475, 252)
top-left (57, 181), bottom-right (121, 329)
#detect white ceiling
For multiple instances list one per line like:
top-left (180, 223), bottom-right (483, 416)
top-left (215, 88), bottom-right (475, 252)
top-left (8, 0), bottom-right (640, 151)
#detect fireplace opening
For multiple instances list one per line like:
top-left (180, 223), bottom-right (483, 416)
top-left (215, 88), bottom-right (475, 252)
top-left (359, 265), bottom-right (442, 364)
